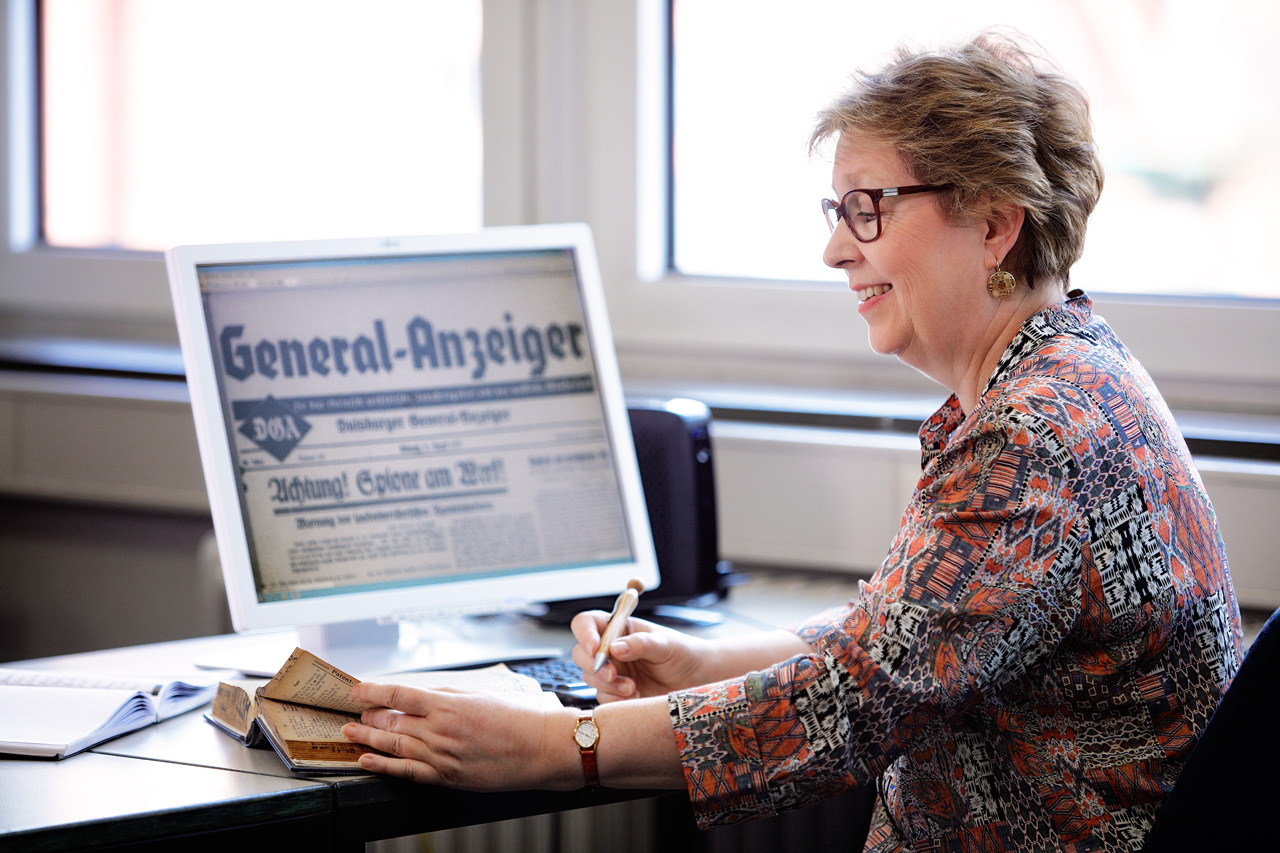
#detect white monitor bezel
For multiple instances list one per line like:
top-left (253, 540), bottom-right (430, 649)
top-left (167, 223), bottom-right (658, 634)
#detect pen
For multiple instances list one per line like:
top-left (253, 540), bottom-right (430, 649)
top-left (592, 579), bottom-right (645, 673)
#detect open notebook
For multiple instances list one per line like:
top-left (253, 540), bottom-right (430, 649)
top-left (0, 669), bottom-right (221, 758)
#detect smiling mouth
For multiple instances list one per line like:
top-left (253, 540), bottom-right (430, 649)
top-left (855, 284), bottom-right (892, 302)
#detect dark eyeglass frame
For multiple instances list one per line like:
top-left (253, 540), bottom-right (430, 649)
top-left (821, 184), bottom-right (952, 242)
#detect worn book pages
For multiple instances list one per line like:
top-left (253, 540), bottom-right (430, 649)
top-left (207, 678), bottom-right (269, 743)
top-left (206, 648), bottom-right (560, 773)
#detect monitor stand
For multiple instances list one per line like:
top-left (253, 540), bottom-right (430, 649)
top-left (195, 618), bottom-right (564, 678)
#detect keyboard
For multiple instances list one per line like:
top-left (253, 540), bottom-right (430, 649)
top-left (509, 657), bottom-right (597, 706)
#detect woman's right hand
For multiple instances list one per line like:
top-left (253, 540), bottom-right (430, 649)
top-left (569, 611), bottom-right (709, 702)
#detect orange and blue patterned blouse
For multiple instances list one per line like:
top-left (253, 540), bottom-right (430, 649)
top-left (668, 293), bottom-right (1241, 852)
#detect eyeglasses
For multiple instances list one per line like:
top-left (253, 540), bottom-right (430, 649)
top-left (821, 184), bottom-right (952, 242)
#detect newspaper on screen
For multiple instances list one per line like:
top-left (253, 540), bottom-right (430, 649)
top-left (197, 248), bottom-right (633, 603)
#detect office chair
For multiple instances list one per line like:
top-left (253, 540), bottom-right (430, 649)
top-left (1141, 606), bottom-right (1280, 851)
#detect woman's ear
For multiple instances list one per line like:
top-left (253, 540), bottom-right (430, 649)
top-left (985, 204), bottom-right (1025, 268)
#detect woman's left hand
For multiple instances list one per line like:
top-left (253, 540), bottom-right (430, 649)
top-left (341, 682), bottom-right (582, 791)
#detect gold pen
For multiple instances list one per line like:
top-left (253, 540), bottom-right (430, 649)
top-left (592, 579), bottom-right (645, 673)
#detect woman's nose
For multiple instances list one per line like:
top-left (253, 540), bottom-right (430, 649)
top-left (822, 221), bottom-right (861, 269)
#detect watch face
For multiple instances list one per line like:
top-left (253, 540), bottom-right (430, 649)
top-left (574, 720), bottom-right (598, 748)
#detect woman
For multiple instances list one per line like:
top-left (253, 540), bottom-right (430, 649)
top-left (342, 32), bottom-right (1241, 850)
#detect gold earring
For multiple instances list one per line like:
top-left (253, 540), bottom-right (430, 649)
top-left (987, 262), bottom-right (1016, 298)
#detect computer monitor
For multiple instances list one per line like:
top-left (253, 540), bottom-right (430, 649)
top-left (167, 224), bottom-right (659, 673)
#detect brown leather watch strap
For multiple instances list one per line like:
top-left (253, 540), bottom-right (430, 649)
top-left (573, 708), bottom-right (600, 787)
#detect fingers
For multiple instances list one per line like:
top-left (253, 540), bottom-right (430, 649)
top-left (343, 692), bottom-right (569, 791)
top-left (569, 610), bottom-right (612, 678)
top-left (343, 718), bottom-right (410, 759)
top-left (356, 751), bottom-right (442, 784)
top-left (572, 648), bottom-right (639, 702)
top-left (569, 611), bottom-right (661, 669)
top-left (343, 711), bottom-right (459, 783)
top-left (342, 720), bottom-right (445, 784)
top-left (604, 624), bottom-right (669, 666)
top-left (342, 687), bottom-right (446, 771)
top-left (593, 677), bottom-right (639, 703)
top-left (569, 609), bottom-right (610, 654)
top-left (350, 681), bottom-right (433, 714)
top-left (570, 612), bottom-right (673, 701)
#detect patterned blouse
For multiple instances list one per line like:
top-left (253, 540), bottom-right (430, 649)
top-left (669, 293), bottom-right (1241, 852)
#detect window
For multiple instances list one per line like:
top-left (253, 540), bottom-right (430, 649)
top-left (3, 1), bottom-right (1278, 415)
top-left (39, 0), bottom-right (482, 253)
top-left (671, 0), bottom-right (1280, 300)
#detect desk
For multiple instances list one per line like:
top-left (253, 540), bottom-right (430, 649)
top-left (0, 570), bottom-right (865, 852)
top-left (0, 750), bottom-right (332, 851)
top-left (91, 710), bottom-right (672, 851)
top-left (1, 712), bottom-right (671, 852)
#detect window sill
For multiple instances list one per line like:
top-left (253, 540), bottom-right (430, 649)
top-left (625, 379), bottom-right (1280, 464)
top-left (2, 331), bottom-right (1279, 462)
top-left (0, 312), bottom-right (184, 381)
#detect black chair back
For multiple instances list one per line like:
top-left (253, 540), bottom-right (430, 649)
top-left (1141, 607), bottom-right (1280, 851)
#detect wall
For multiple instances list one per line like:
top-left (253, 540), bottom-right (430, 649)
top-left (0, 496), bottom-right (227, 661)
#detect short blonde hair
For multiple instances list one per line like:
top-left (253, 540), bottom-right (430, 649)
top-left (810, 31), bottom-right (1104, 290)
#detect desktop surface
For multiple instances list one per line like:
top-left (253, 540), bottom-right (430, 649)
top-left (0, 750), bottom-right (331, 851)
top-left (0, 568), bottom-right (867, 851)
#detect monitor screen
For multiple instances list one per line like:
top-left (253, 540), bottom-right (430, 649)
top-left (168, 225), bottom-right (658, 658)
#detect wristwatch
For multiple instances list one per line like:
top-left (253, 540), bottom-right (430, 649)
top-left (572, 708), bottom-right (600, 787)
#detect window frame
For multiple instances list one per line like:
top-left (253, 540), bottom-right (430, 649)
top-left (1, 0), bottom-right (165, 322)
top-left (2, 0), bottom-right (1277, 415)
top-left (608, 0), bottom-right (1280, 414)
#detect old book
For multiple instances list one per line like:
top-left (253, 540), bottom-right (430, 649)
top-left (206, 647), bottom-right (560, 774)
top-left (0, 669), bottom-right (221, 759)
